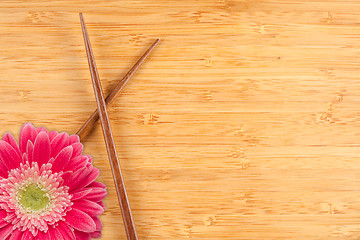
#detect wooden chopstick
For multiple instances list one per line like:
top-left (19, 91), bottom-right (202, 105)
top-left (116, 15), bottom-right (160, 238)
top-left (77, 38), bottom-right (159, 141)
top-left (79, 13), bottom-right (138, 240)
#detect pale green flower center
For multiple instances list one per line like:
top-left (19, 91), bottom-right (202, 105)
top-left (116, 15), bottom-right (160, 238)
top-left (18, 184), bottom-right (50, 211)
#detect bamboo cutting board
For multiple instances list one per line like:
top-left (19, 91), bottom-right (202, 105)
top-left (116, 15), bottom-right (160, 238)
top-left (1, 0), bottom-right (360, 239)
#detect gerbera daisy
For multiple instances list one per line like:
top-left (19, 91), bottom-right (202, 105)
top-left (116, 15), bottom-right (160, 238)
top-left (0, 123), bottom-right (107, 239)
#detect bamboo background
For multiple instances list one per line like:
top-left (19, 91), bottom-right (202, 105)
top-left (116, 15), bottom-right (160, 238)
top-left (2, 0), bottom-right (360, 239)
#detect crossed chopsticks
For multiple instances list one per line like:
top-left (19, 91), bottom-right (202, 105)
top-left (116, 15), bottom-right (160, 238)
top-left (78, 13), bottom-right (159, 240)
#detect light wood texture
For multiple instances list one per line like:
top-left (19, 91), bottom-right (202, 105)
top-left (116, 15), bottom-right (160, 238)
top-left (1, 1), bottom-right (360, 239)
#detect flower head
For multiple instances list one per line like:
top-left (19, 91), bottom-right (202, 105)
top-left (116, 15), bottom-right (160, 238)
top-left (0, 123), bottom-right (107, 239)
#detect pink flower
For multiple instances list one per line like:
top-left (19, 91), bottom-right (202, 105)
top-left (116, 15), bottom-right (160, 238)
top-left (0, 123), bottom-right (107, 239)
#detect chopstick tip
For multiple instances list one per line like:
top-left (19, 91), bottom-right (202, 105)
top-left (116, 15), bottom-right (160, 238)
top-left (79, 12), bottom-right (84, 22)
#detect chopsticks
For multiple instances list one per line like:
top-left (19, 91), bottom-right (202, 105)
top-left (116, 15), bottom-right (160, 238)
top-left (79, 13), bottom-right (138, 240)
top-left (77, 38), bottom-right (159, 141)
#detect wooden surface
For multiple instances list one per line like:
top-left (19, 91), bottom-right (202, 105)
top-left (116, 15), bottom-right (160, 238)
top-left (1, 0), bottom-right (360, 239)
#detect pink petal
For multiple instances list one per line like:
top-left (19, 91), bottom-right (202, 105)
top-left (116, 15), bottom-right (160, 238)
top-left (90, 231), bottom-right (102, 238)
top-left (84, 187), bottom-right (107, 202)
top-left (21, 230), bottom-right (34, 240)
top-left (88, 181), bottom-right (106, 189)
top-left (64, 208), bottom-right (96, 233)
top-left (26, 140), bottom-right (34, 164)
top-left (48, 227), bottom-right (64, 240)
top-left (2, 132), bottom-right (20, 157)
top-left (0, 210), bottom-right (9, 228)
top-left (35, 230), bottom-right (50, 240)
top-left (69, 135), bottom-right (80, 144)
top-left (64, 155), bottom-right (89, 172)
top-left (0, 220), bottom-right (8, 228)
top-left (48, 131), bottom-right (58, 142)
top-left (0, 222), bottom-right (9, 231)
top-left (50, 132), bottom-right (69, 158)
top-left (51, 146), bottom-right (73, 172)
top-left (0, 224), bottom-right (13, 239)
top-left (74, 231), bottom-right (91, 240)
top-left (85, 162), bottom-right (93, 170)
top-left (97, 201), bottom-right (105, 210)
top-left (19, 123), bottom-right (37, 154)
top-left (36, 127), bottom-right (47, 134)
top-left (8, 229), bottom-right (22, 240)
top-left (61, 171), bottom-right (74, 187)
top-left (0, 140), bottom-right (22, 170)
top-left (83, 154), bottom-right (93, 163)
top-left (71, 142), bottom-right (83, 158)
top-left (71, 189), bottom-right (92, 201)
top-left (22, 152), bottom-right (28, 163)
top-left (67, 167), bottom-right (90, 192)
top-left (92, 216), bottom-right (103, 231)
top-left (0, 161), bottom-right (8, 178)
top-left (33, 131), bottom-right (50, 166)
top-left (76, 167), bottom-right (100, 190)
top-left (4, 213), bottom-right (16, 222)
top-left (72, 199), bottom-right (104, 217)
top-left (57, 221), bottom-right (75, 240)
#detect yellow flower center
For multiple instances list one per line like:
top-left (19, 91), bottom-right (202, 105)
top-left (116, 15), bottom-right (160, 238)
top-left (18, 184), bottom-right (50, 212)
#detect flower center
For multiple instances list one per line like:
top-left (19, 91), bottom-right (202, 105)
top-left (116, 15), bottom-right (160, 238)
top-left (18, 184), bottom-right (50, 212)
top-left (0, 162), bottom-right (73, 235)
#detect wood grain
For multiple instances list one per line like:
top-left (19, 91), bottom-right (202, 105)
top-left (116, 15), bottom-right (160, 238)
top-left (1, 0), bottom-right (360, 239)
